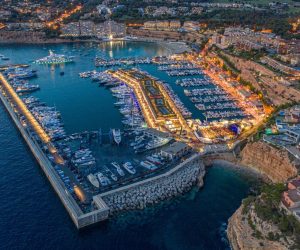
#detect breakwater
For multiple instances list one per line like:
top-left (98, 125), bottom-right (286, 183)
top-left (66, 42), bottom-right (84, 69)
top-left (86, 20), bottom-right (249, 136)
top-left (0, 74), bottom-right (109, 229)
top-left (98, 154), bottom-right (205, 213)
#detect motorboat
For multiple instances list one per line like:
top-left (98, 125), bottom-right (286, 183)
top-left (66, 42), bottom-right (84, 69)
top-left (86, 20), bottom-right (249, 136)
top-left (87, 174), bottom-right (100, 188)
top-left (97, 172), bottom-right (110, 186)
top-left (111, 162), bottom-right (125, 176)
top-left (123, 162), bottom-right (136, 174)
top-left (112, 128), bottom-right (121, 145)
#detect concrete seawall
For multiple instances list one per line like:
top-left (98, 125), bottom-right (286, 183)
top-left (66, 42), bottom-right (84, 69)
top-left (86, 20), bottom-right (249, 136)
top-left (0, 86), bottom-right (109, 228)
top-left (97, 154), bottom-right (205, 213)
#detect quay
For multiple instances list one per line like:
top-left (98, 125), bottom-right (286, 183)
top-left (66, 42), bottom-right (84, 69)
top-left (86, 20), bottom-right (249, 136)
top-left (109, 69), bottom-right (195, 139)
top-left (0, 73), bottom-right (109, 229)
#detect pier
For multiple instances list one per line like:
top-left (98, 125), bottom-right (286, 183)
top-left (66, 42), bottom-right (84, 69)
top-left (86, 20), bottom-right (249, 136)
top-left (0, 73), bottom-right (109, 229)
top-left (109, 69), bottom-right (195, 139)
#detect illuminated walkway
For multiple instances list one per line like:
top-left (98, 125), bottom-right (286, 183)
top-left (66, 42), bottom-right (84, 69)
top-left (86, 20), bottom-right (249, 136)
top-left (0, 73), bottom-right (64, 164)
top-left (110, 69), bottom-right (195, 139)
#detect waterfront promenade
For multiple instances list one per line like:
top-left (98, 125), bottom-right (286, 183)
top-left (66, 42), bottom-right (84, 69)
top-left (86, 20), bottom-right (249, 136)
top-left (110, 69), bottom-right (195, 139)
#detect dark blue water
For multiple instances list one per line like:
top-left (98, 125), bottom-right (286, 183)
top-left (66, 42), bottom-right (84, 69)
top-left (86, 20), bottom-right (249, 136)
top-left (0, 42), bottom-right (258, 249)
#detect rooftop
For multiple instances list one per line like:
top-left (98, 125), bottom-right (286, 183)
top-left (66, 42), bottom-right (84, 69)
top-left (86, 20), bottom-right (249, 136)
top-left (161, 141), bottom-right (189, 155)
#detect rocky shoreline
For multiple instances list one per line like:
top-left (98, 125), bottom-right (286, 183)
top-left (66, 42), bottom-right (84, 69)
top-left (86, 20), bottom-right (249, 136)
top-left (102, 159), bottom-right (205, 214)
top-left (226, 140), bottom-right (299, 250)
top-left (227, 205), bottom-right (291, 250)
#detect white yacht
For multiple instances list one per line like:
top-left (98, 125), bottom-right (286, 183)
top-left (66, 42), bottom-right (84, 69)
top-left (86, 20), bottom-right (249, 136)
top-left (34, 50), bottom-right (74, 65)
top-left (146, 138), bottom-right (172, 150)
top-left (123, 162), bottom-right (136, 174)
top-left (87, 174), bottom-right (100, 188)
top-left (112, 128), bottom-right (121, 145)
top-left (97, 172), bottom-right (110, 186)
top-left (111, 162), bottom-right (125, 176)
top-left (140, 161), bottom-right (157, 170)
top-left (110, 172), bottom-right (118, 181)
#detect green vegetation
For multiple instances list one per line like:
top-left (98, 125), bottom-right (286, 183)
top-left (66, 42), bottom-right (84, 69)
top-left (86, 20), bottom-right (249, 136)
top-left (44, 27), bottom-right (61, 38)
top-left (242, 184), bottom-right (300, 249)
top-left (213, 48), bottom-right (241, 75)
top-left (199, 8), bottom-right (298, 39)
top-left (227, 47), bottom-right (267, 62)
top-left (253, 101), bottom-right (298, 141)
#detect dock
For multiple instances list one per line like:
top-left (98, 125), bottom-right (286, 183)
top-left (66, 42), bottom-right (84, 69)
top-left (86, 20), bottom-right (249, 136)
top-left (109, 69), bottom-right (195, 139)
top-left (0, 73), bottom-right (109, 229)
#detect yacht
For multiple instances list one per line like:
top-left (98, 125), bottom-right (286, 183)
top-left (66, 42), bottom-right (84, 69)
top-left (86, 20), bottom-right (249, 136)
top-left (123, 162), bottom-right (136, 174)
top-left (87, 174), bottom-right (100, 188)
top-left (112, 128), bottom-right (121, 145)
top-left (97, 172), bottom-right (110, 186)
top-left (110, 172), bottom-right (118, 181)
top-left (111, 162), bottom-right (125, 176)
top-left (146, 138), bottom-right (171, 150)
top-left (146, 156), bottom-right (162, 165)
top-left (15, 84), bottom-right (40, 93)
top-left (34, 50), bottom-right (74, 65)
top-left (140, 161), bottom-right (157, 170)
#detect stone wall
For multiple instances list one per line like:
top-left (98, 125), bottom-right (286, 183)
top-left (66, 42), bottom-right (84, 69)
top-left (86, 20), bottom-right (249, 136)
top-left (0, 31), bottom-right (70, 44)
top-left (101, 156), bottom-right (205, 213)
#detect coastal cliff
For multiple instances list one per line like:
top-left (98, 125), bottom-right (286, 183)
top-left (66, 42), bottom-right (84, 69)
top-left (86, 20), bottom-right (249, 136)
top-left (227, 205), bottom-right (290, 250)
top-left (227, 183), bottom-right (300, 250)
top-left (239, 141), bottom-right (298, 183)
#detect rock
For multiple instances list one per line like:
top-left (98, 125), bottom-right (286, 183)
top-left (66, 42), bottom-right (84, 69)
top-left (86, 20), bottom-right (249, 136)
top-left (227, 204), bottom-right (291, 250)
top-left (103, 158), bottom-right (206, 213)
top-left (239, 141), bottom-right (298, 183)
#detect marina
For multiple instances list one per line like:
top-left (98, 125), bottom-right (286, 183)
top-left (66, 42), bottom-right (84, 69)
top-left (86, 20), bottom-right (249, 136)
top-left (0, 46), bottom-right (205, 228)
top-left (77, 51), bottom-right (252, 141)
top-left (0, 41), bottom-right (264, 250)
top-left (95, 57), bottom-right (151, 67)
top-left (0, 69), bottom-right (202, 227)
top-left (0, 41), bottom-right (261, 232)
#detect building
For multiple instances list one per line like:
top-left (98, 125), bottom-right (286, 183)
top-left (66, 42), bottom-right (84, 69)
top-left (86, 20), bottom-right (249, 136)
top-left (216, 27), bottom-right (284, 51)
top-left (282, 189), bottom-right (300, 208)
top-left (6, 22), bottom-right (45, 31)
top-left (183, 21), bottom-right (199, 31)
top-left (160, 141), bottom-right (190, 160)
top-left (285, 127), bottom-right (300, 143)
top-left (288, 178), bottom-right (300, 190)
top-left (60, 21), bottom-right (126, 39)
top-left (79, 21), bottom-right (95, 37)
top-left (169, 20), bottom-right (181, 31)
top-left (260, 56), bottom-right (300, 76)
top-left (156, 20), bottom-right (170, 31)
top-left (144, 21), bottom-right (157, 30)
top-left (143, 20), bottom-right (182, 31)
